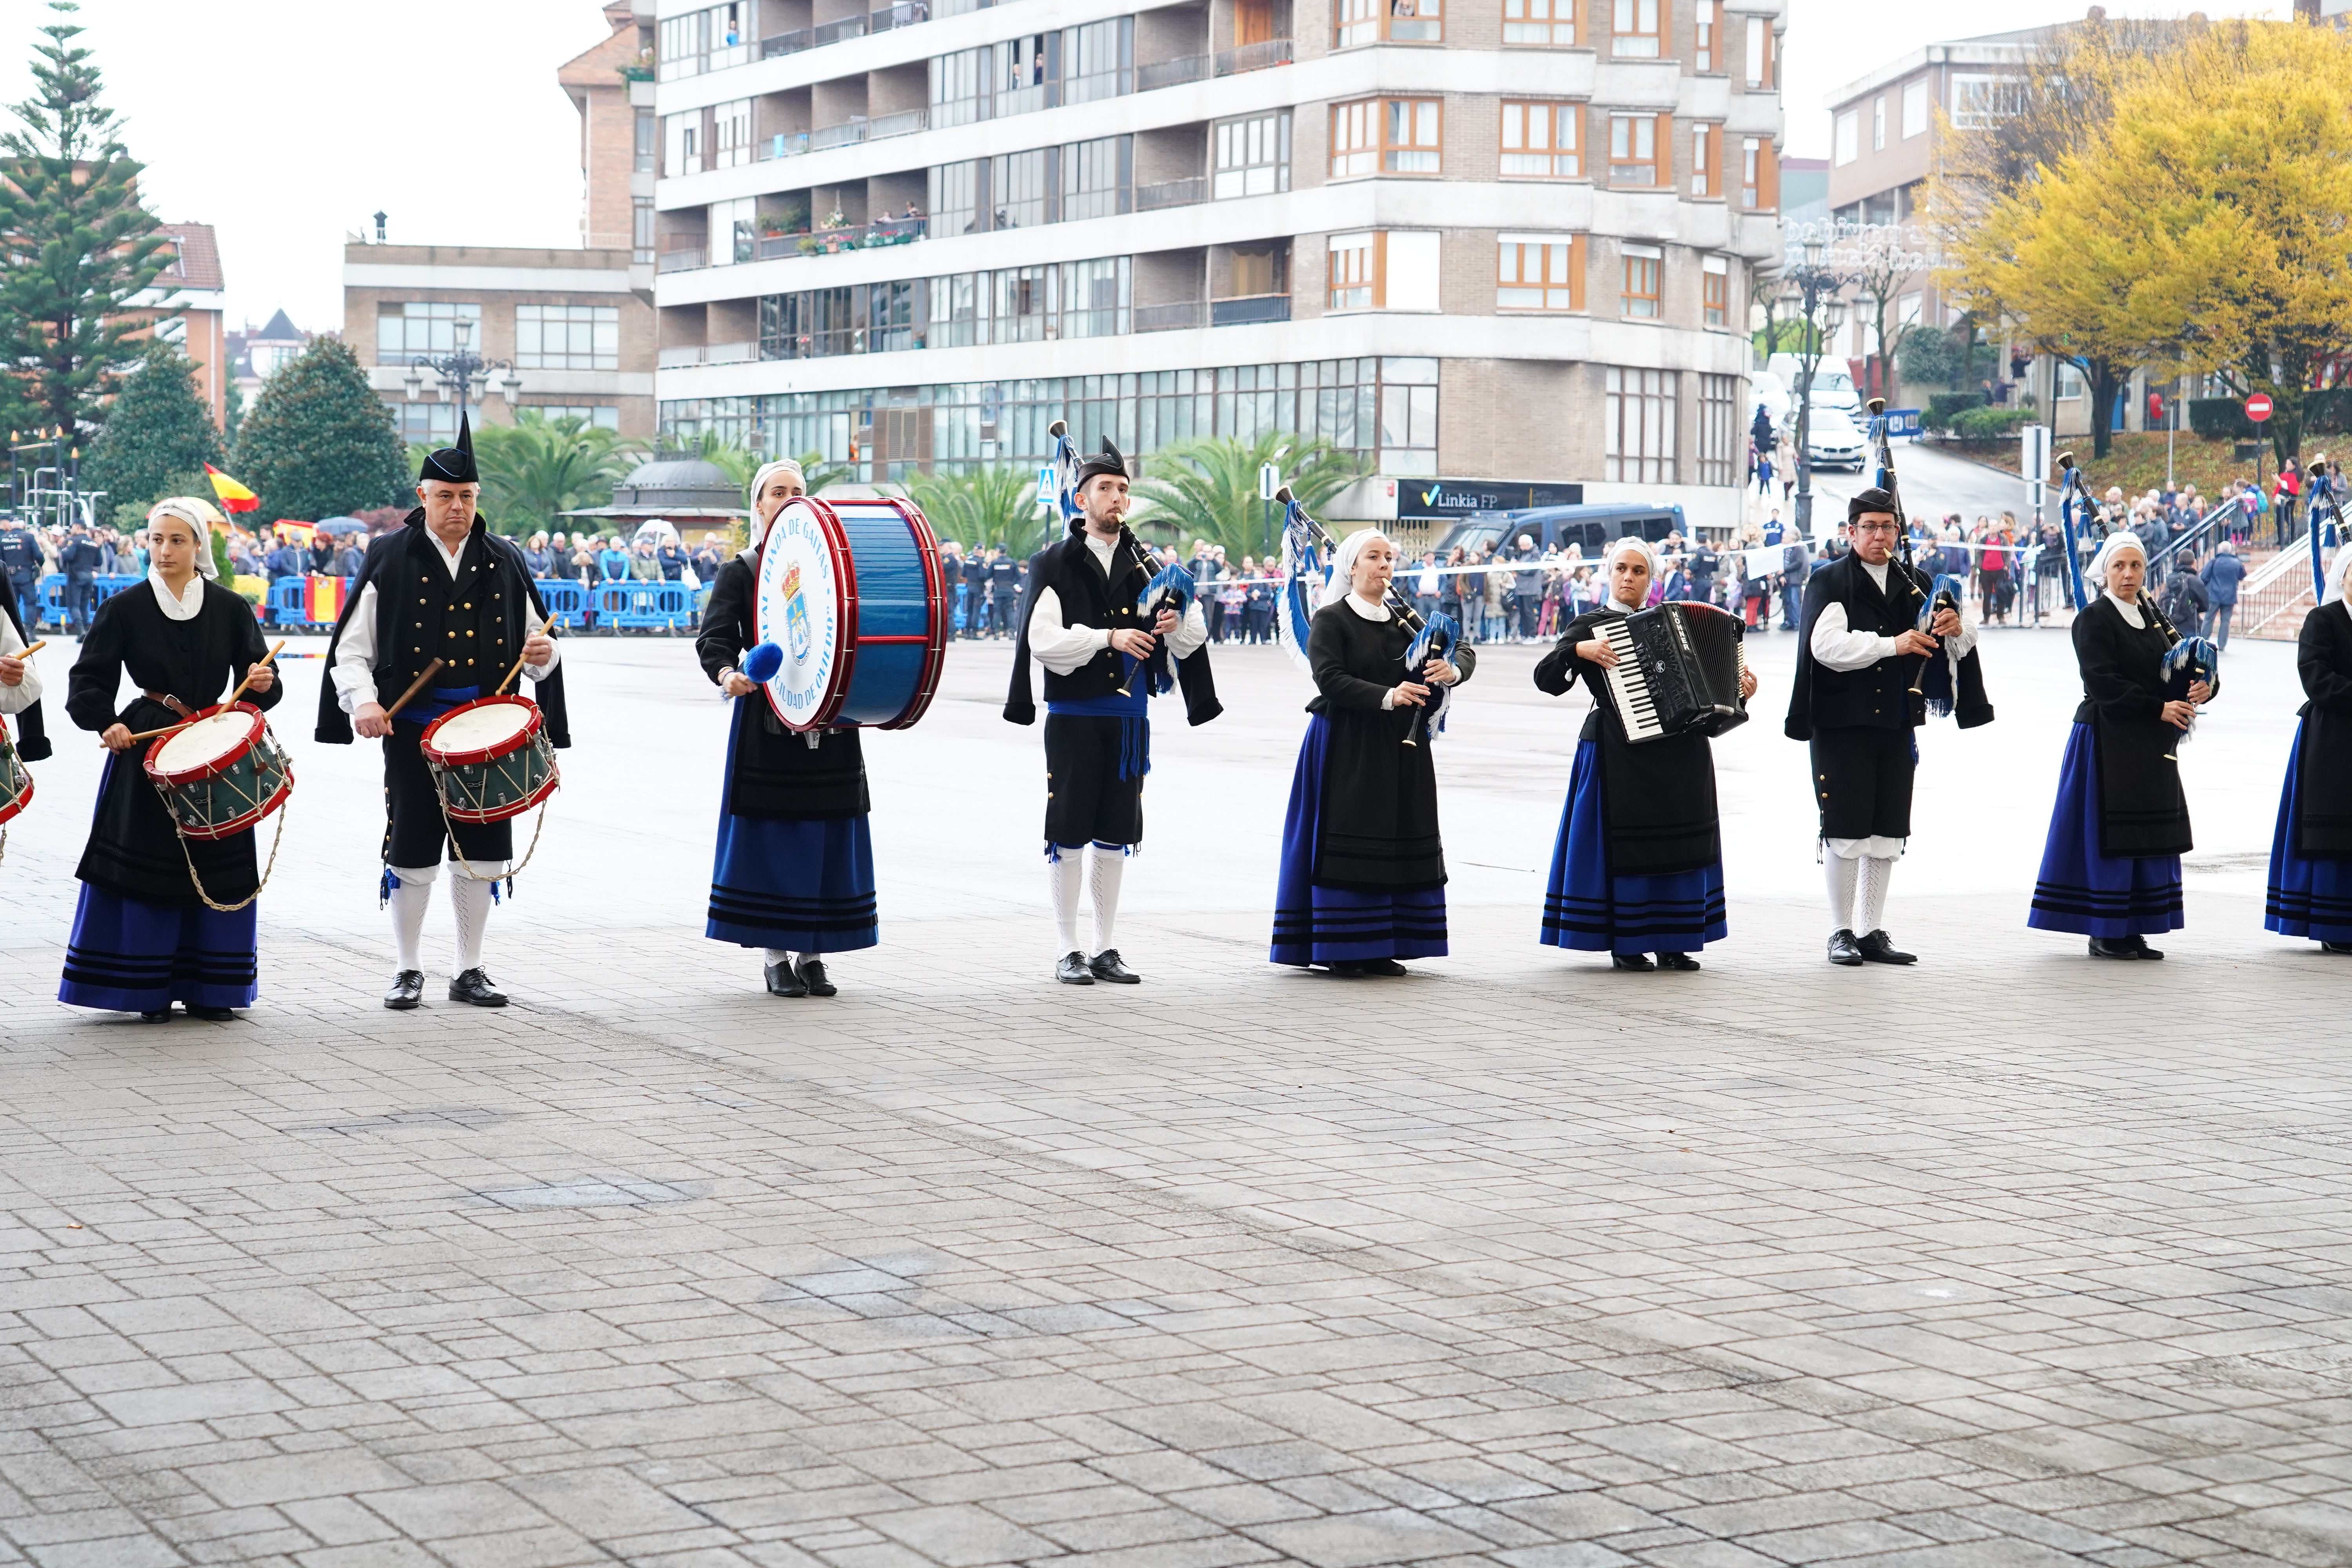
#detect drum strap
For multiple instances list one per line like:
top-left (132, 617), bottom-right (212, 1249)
top-left (173, 798), bottom-right (288, 915)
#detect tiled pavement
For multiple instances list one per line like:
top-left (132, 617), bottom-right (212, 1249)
top-left (4, 627), bottom-right (2350, 1568)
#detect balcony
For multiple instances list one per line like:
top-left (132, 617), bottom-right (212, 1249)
top-left (657, 341), bottom-right (757, 368)
top-left (1211, 294), bottom-right (1290, 326)
top-left (753, 216), bottom-right (929, 260)
top-left (1134, 300), bottom-right (1205, 332)
top-left (761, 0), bottom-right (930, 58)
top-left (1216, 38), bottom-right (1294, 74)
top-left (657, 245), bottom-right (707, 273)
top-left (810, 116), bottom-right (869, 151)
top-left (1137, 54), bottom-right (1207, 91)
top-left (1136, 177), bottom-right (1206, 212)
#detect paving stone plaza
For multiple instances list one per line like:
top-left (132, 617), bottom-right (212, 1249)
top-left (4, 620), bottom-right (2350, 1568)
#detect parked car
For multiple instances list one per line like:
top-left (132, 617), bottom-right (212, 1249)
top-left (1805, 407), bottom-right (1869, 472)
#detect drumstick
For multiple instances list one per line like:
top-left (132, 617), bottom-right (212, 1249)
top-left (495, 622), bottom-right (557, 697)
top-left (8, 640), bottom-right (45, 660)
top-left (119, 644), bottom-right (284, 744)
top-left (224, 640), bottom-right (287, 709)
top-left (381, 658), bottom-right (448, 722)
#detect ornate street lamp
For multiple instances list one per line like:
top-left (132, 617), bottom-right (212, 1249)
top-left (393, 316), bottom-right (521, 439)
top-left (1781, 229), bottom-right (1856, 540)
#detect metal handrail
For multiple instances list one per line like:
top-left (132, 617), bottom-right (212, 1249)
top-left (2145, 497), bottom-right (2244, 579)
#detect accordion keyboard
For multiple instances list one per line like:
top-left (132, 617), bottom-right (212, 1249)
top-left (1598, 618), bottom-right (1667, 742)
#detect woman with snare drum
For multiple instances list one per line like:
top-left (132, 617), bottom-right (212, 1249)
top-left (699, 459), bottom-right (877, 998)
top-left (60, 499), bottom-right (280, 1021)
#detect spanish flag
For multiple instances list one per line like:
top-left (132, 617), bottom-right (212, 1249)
top-left (272, 519), bottom-right (316, 548)
top-left (204, 463), bottom-right (259, 514)
top-left (306, 575), bottom-right (346, 624)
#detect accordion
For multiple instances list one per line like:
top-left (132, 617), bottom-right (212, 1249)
top-left (1597, 601), bottom-right (1749, 744)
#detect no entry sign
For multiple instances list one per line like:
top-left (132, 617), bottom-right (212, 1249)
top-left (2247, 393), bottom-right (2274, 423)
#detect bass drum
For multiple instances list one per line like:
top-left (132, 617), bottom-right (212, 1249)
top-left (753, 495), bottom-right (947, 732)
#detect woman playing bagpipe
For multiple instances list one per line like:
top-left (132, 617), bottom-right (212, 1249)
top-left (1270, 527), bottom-right (1471, 975)
top-left (2027, 532), bottom-right (2213, 957)
top-left (700, 459), bottom-right (876, 998)
top-left (60, 499), bottom-right (281, 1019)
top-left (2265, 544), bottom-right (2352, 953)
top-left (1535, 536), bottom-right (1758, 971)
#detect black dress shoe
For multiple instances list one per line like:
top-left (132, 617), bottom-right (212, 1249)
top-left (796, 956), bottom-right (836, 996)
top-left (2087, 936), bottom-right (2139, 960)
top-left (1055, 951), bottom-right (1095, 985)
top-left (1611, 952), bottom-right (1655, 971)
top-left (764, 959), bottom-right (808, 997)
top-left (2129, 936), bottom-right (2164, 961)
top-left (1857, 930), bottom-right (1916, 965)
top-left (1088, 949), bottom-right (1142, 984)
top-left (383, 970), bottom-right (425, 1010)
top-left (1326, 960), bottom-right (1367, 976)
top-left (1655, 951), bottom-right (1701, 972)
top-left (1361, 957), bottom-right (1408, 976)
top-left (1827, 929), bottom-right (1865, 966)
top-left (2325, 941), bottom-right (2352, 955)
top-left (139, 1008), bottom-right (173, 1023)
top-left (186, 1005), bottom-right (236, 1022)
top-left (448, 968), bottom-right (508, 1007)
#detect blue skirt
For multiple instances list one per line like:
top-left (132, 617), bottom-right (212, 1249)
top-left (1270, 715), bottom-right (1448, 966)
top-left (2027, 722), bottom-right (2184, 937)
top-left (2267, 719), bottom-right (2352, 942)
top-left (1541, 739), bottom-right (1726, 955)
top-left (58, 885), bottom-right (258, 1013)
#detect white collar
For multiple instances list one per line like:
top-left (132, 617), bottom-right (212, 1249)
top-left (1345, 592), bottom-right (1390, 621)
top-left (425, 527), bottom-right (469, 577)
top-left (1858, 558), bottom-right (1889, 586)
top-left (2106, 591), bottom-right (2145, 627)
top-left (149, 572), bottom-right (204, 622)
top-left (1606, 598), bottom-right (1642, 615)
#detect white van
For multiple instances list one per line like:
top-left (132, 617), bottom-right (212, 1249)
top-left (1766, 354), bottom-right (1863, 419)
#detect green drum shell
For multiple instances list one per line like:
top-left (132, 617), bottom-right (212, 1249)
top-left (0, 727), bottom-right (28, 826)
top-left (155, 735), bottom-right (291, 841)
top-left (431, 732), bottom-right (559, 823)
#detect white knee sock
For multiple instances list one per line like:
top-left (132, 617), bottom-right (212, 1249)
top-left (1825, 852), bottom-right (1860, 933)
top-left (388, 864), bottom-right (438, 972)
top-left (1087, 844), bottom-right (1126, 955)
top-left (1857, 855), bottom-right (1896, 936)
top-left (448, 862), bottom-right (499, 975)
top-left (1049, 852), bottom-right (1085, 955)
top-left (764, 947), bottom-right (795, 968)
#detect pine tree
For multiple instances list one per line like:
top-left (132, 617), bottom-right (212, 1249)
top-left (0, 3), bottom-right (169, 438)
top-left (229, 338), bottom-right (410, 522)
top-left (78, 341), bottom-right (222, 526)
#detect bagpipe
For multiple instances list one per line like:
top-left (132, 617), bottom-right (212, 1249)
top-left (1867, 397), bottom-right (1964, 721)
top-left (1043, 419), bottom-right (1192, 698)
top-left (1273, 485), bottom-right (1458, 746)
top-left (2144, 587), bottom-right (2220, 758)
top-left (2053, 450), bottom-right (2096, 612)
top-left (2308, 456), bottom-right (2341, 605)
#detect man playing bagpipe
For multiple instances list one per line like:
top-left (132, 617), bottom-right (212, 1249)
top-left (1004, 436), bottom-right (1218, 985)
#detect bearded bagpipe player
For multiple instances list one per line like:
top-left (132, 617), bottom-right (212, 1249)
top-left (1004, 422), bottom-right (1218, 985)
top-left (317, 417), bottom-right (567, 1011)
top-left (1786, 399), bottom-right (1993, 968)
top-left (2026, 454), bottom-right (2216, 958)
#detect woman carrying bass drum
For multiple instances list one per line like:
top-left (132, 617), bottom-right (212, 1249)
top-left (2266, 544), bottom-right (2352, 953)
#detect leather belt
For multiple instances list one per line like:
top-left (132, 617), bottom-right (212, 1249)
top-left (143, 690), bottom-right (194, 719)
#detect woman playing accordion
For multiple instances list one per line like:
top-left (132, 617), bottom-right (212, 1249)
top-left (2265, 545), bottom-right (2352, 953)
top-left (1535, 536), bottom-right (1757, 970)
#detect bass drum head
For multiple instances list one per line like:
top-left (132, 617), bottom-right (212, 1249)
top-left (148, 707), bottom-right (261, 782)
top-left (754, 497), bottom-right (852, 731)
top-left (423, 697), bottom-right (539, 765)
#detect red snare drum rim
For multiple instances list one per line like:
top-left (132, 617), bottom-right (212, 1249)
top-left (880, 495), bottom-right (949, 731)
top-left (420, 694), bottom-right (546, 768)
top-left (142, 702), bottom-right (266, 786)
top-left (441, 751), bottom-right (562, 823)
top-left (0, 765), bottom-right (30, 827)
top-left (177, 768), bottom-right (293, 841)
top-left (760, 495), bottom-right (860, 733)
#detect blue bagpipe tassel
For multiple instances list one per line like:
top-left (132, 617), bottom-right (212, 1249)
top-left (378, 867), bottom-right (396, 908)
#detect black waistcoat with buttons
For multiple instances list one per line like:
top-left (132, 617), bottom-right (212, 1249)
top-left (393, 525), bottom-right (515, 693)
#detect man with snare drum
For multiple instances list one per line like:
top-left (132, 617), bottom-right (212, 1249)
top-left (316, 416), bottom-right (568, 1011)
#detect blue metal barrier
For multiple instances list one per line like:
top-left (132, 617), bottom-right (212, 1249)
top-left (595, 581), bottom-right (695, 633)
top-left (533, 579), bottom-right (592, 631)
top-left (32, 572), bottom-right (145, 631)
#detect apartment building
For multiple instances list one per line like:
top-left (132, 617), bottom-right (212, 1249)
top-left (644, 0), bottom-right (1786, 528)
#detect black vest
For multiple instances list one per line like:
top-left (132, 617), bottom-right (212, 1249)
top-left (1807, 555), bottom-right (1922, 731)
top-left (389, 530), bottom-right (517, 692)
top-left (1037, 533), bottom-right (1147, 704)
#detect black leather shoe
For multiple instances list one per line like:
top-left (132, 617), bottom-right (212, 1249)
top-left (139, 1008), bottom-right (173, 1023)
top-left (764, 960), bottom-right (808, 997)
top-left (1655, 951), bottom-right (1701, 972)
top-left (1857, 930), bottom-right (1916, 965)
top-left (1361, 958), bottom-right (1408, 976)
top-left (2325, 941), bottom-right (2352, 955)
top-left (1827, 929), bottom-right (1865, 966)
top-left (2087, 936), bottom-right (2139, 960)
top-left (1326, 960), bottom-right (1366, 976)
top-left (2129, 936), bottom-right (2165, 961)
top-left (384, 970), bottom-right (425, 1010)
top-left (1056, 951), bottom-right (1095, 985)
top-left (1611, 952), bottom-right (1655, 971)
top-left (1088, 949), bottom-right (1142, 984)
top-left (186, 1005), bottom-right (236, 1022)
top-left (448, 968), bottom-right (508, 1007)
top-left (796, 956), bottom-right (836, 996)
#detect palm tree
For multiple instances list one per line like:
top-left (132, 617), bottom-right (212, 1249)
top-left (1132, 432), bottom-right (1370, 557)
top-left (470, 414), bottom-right (641, 538)
top-left (908, 465), bottom-right (1053, 555)
top-left (689, 431), bottom-right (852, 495)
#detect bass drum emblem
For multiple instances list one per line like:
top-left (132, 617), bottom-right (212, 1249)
top-left (782, 561), bottom-right (812, 660)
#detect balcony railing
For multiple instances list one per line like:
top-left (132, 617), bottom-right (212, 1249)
top-left (869, 107), bottom-right (928, 140)
top-left (762, 2), bottom-right (933, 57)
top-left (1134, 300), bottom-right (1206, 333)
top-left (810, 117), bottom-right (869, 151)
top-left (1136, 54), bottom-right (1207, 91)
top-left (763, 131), bottom-right (810, 160)
top-left (1216, 38), bottom-right (1294, 74)
top-left (1136, 177), bottom-right (1205, 212)
top-left (657, 341), bottom-right (757, 368)
top-left (656, 245), bottom-right (706, 273)
top-left (754, 216), bottom-right (929, 260)
top-left (1210, 293), bottom-right (1292, 326)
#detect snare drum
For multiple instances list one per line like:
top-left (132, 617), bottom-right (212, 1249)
top-left (419, 695), bottom-right (560, 823)
top-left (0, 726), bottom-right (30, 828)
top-left (753, 495), bottom-right (947, 732)
top-left (143, 703), bottom-right (293, 840)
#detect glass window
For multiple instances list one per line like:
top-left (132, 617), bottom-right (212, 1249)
top-left (1702, 254), bottom-right (1728, 327)
top-left (1062, 16), bottom-right (1132, 105)
top-left (634, 108), bottom-right (656, 172)
top-left (1061, 256), bottom-right (1132, 338)
top-left (931, 49), bottom-right (987, 128)
top-left (993, 34), bottom-right (1049, 117)
top-left (1337, 0), bottom-right (1441, 47)
top-left (657, 11), bottom-right (706, 80)
top-left (1498, 234), bottom-right (1579, 311)
top-left (991, 148), bottom-right (1049, 229)
top-left (993, 265), bottom-right (1055, 343)
top-left (1329, 232), bottom-right (1376, 310)
top-left (1331, 100), bottom-right (1376, 178)
top-left (664, 110), bottom-right (701, 177)
top-left (1502, 102), bottom-right (1580, 178)
top-left (1611, 0), bottom-right (1659, 58)
top-left (632, 198), bottom-right (655, 265)
top-left (1383, 100), bottom-right (1441, 173)
top-left (713, 98), bottom-right (753, 170)
top-left (1902, 78), bottom-right (1928, 138)
top-left (377, 301), bottom-right (481, 360)
top-left (1059, 134), bottom-right (1132, 222)
top-left (1744, 15), bottom-right (1771, 87)
top-left (525, 405), bottom-right (622, 430)
top-left (1693, 0), bottom-right (1717, 69)
top-left (516, 305), bottom-right (620, 371)
top-left (1604, 367), bottom-right (1677, 483)
top-left (1608, 114), bottom-right (1658, 185)
top-left (1503, 0), bottom-right (1577, 44)
top-left (1697, 374), bottom-right (1737, 486)
top-left (1872, 95), bottom-right (1886, 152)
top-left (930, 160), bottom-right (981, 236)
top-left (1690, 122), bottom-right (1719, 196)
top-left (1951, 74), bottom-right (2025, 129)
top-left (1214, 111), bottom-right (1292, 198)
top-left (1741, 136), bottom-right (1773, 209)
top-left (711, 196), bottom-right (757, 265)
top-left (1833, 109), bottom-right (1857, 166)
top-left (1621, 243), bottom-right (1661, 318)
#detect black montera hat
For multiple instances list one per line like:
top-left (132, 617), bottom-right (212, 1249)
top-left (1074, 437), bottom-right (1127, 489)
top-left (1846, 487), bottom-right (1898, 523)
top-left (419, 412), bottom-right (479, 485)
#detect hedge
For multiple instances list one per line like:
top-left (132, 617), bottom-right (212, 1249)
top-left (1949, 405), bottom-right (2036, 441)
top-left (2189, 389), bottom-right (2352, 442)
top-left (1922, 392), bottom-right (1989, 432)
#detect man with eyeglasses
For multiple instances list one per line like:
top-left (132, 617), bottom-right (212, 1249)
top-left (1785, 488), bottom-right (1993, 967)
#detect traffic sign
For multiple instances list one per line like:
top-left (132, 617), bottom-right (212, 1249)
top-left (1258, 462), bottom-right (1281, 500)
top-left (2247, 393), bottom-right (2274, 423)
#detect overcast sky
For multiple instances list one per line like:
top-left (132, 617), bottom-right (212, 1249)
top-left (0, 0), bottom-right (2301, 329)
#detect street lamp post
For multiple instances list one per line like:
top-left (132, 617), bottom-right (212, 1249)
top-left (397, 317), bottom-right (522, 440)
top-left (1780, 233), bottom-right (1851, 542)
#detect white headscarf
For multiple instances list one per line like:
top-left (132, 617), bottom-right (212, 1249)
top-left (1330, 527), bottom-right (1389, 586)
top-left (146, 497), bottom-right (223, 581)
top-left (1600, 535), bottom-right (1658, 612)
top-left (2089, 530), bottom-right (2146, 592)
top-left (2326, 546), bottom-right (2352, 606)
top-left (745, 459), bottom-right (806, 551)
